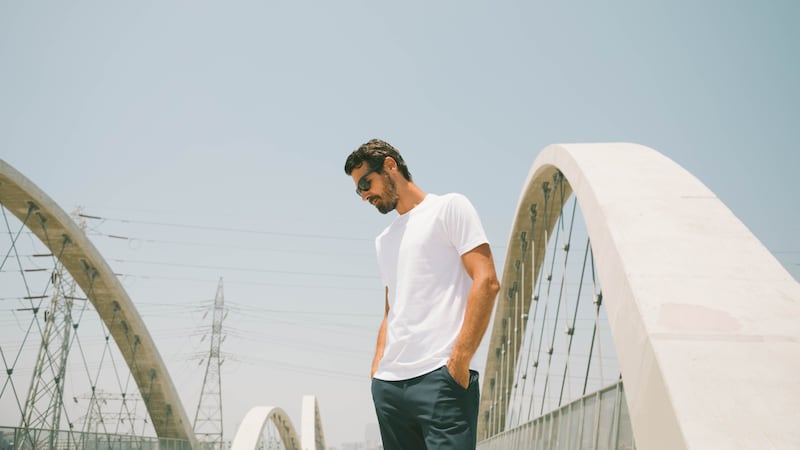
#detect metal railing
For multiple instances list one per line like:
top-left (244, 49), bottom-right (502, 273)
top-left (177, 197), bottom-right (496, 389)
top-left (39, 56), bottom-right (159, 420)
top-left (0, 426), bottom-right (194, 450)
top-left (478, 381), bottom-right (635, 450)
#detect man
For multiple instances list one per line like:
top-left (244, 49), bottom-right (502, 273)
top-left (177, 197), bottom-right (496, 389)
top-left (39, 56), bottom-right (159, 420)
top-left (344, 139), bottom-right (500, 450)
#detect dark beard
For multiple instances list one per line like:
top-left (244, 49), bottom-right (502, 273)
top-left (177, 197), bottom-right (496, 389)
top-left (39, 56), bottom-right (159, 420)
top-left (374, 174), bottom-right (399, 214)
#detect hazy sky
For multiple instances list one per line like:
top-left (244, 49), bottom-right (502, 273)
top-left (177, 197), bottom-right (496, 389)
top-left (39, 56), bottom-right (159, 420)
top-left (2, 1), bottom-right (798, 446)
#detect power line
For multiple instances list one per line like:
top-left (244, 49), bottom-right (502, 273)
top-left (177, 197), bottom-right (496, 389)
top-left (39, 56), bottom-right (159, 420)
top-left (226, 302), bottom-right (376, 318)
top-left (233, 356), bottom-right (365, 381)
top-left (111, 273), bottom-right (378, 291)
top-left (86, 230), bottom-right (373, 257)
top-left (79, 213), bottom-right (370, 242)
top-left (108, 258), bottom-right (378, 279)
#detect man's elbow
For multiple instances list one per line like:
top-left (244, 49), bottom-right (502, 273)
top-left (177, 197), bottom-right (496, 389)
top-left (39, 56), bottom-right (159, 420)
top-left (485, 274), bottom-right (500, 299)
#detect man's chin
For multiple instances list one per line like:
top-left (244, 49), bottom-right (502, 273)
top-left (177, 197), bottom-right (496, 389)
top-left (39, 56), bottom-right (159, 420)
top-left (375, 200), bottom-right (397, 214)
top-left (376, 205), bottom-right (393, 214)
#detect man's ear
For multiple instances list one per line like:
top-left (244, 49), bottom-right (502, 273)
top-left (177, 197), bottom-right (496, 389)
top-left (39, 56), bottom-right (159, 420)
top-left (384, 156), bottom-right (397, 171)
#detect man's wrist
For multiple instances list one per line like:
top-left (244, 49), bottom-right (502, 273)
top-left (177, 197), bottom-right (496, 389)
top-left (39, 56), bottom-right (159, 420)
top-left (449, 348), bottom-right (471, 366)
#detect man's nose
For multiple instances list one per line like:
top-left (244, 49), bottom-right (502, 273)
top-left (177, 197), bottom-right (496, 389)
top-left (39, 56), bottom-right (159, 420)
top-left (360, 190), bottom-right (371, 201)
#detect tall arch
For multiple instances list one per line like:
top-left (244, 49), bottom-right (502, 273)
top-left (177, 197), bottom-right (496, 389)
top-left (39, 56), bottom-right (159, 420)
top-left (301, 395), bottom-right (326, 450)
top-left (0, 159), bottom-right (195, 443)
top-left (232, 396), bottom-right (326, 450)
top-left (479, 143), bottom-right (800, 449)
top-left (230, 406), bottom-right (300, 450)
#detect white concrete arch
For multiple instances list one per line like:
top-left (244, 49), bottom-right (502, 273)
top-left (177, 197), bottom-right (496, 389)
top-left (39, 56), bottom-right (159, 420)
top-left (231, 406), bottom-right (300, 450)
top-left (0, 159), bottom-right (195, 443)
top-left (479, 143), bottom-right (800, 449)
top-left (301, 395), bottom-right (326, 450)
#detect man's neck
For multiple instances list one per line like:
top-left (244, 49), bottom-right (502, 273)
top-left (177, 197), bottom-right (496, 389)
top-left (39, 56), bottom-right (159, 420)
top-left (395, 183), bottom-right (426, 215)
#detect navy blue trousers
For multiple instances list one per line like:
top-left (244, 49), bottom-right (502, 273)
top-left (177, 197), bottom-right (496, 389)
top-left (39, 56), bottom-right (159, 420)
top-left (371, 366), bottom-right (480, 450)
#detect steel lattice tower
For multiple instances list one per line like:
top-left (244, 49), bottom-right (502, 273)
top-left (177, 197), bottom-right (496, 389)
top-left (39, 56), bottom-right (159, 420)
top-left (19, 211), bottom-right (84, 449)
top-left (193, 277), bottom-right (227, 448)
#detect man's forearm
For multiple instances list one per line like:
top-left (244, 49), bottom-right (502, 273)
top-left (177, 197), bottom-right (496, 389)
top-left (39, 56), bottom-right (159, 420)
top-left (450, 275), bottom-right (499, 365)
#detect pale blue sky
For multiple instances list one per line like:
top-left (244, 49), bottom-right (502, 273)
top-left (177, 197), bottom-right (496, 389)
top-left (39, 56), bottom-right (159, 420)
top-left (2, 1), bottom-right (798, 446)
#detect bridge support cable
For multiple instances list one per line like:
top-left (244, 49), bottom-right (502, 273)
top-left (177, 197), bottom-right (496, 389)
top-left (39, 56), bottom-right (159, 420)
top-left (498, 173), bottom-right (616, 432)
top-left (506, 205), bottom-right (539, 434)
top-left (479, 157), bottom-right (626, 447)
top-left (479, 158), bottom-right (630, 448)
top-left (557, 237), bottom-right (591, 405)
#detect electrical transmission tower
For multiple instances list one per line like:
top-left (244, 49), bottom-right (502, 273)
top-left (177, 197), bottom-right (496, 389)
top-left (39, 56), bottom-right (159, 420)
top-left (193, 277), bottom-right (227, 448)
top-left (76, 390), bottom-right (147, 436)
top-left (18, 210), bottom-right (85, 449)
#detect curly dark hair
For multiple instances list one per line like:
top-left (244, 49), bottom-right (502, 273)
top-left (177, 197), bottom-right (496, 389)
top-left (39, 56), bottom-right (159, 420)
top-left (344, 139), bottom-right (412, 182)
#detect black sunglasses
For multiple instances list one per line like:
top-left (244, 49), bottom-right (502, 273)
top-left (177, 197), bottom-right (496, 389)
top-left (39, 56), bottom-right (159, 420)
top-left (356, 164), bottom-right (383, 196)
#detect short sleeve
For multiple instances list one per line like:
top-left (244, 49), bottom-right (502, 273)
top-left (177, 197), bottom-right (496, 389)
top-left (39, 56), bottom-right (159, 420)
top-left (441, 193), bottom-right (489, 256)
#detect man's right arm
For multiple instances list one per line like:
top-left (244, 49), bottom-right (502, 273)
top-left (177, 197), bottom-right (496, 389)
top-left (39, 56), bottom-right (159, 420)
top-left (371, 287), bottom-right (390, 379)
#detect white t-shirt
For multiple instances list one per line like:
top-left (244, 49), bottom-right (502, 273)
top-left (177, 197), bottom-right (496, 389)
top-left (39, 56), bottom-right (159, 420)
top-left (373, 193), bottom-right (490, 381)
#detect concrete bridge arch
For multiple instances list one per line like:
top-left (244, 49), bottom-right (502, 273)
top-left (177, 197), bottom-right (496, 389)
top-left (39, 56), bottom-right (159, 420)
top-left (480, 143), bottom-right (800, 449)
top-left (0, 159), bottom-right (195, 444)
